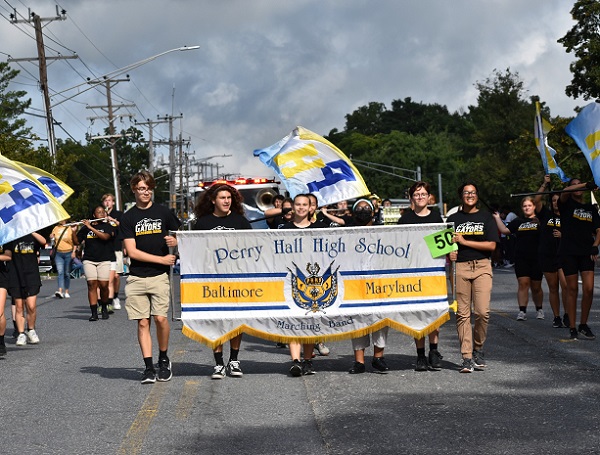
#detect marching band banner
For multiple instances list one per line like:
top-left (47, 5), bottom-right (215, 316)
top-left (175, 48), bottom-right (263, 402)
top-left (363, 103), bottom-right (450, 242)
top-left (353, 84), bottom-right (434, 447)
top-left (178, 224), bottom-right (450, 349)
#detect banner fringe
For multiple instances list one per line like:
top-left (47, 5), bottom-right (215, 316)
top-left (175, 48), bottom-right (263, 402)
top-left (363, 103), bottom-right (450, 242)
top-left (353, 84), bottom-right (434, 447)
top-left (182, 312), bottom-right (451, 348)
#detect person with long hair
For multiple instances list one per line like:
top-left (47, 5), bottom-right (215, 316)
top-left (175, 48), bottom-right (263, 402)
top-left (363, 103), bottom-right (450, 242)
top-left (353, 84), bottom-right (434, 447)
top-left (493, 196), bottom-right (544, 321)
top-left (193, 184), bottom-right (251, 379)
top-left (77, 206), bottom-right (116, 321)
top-left (120, 171), bottom-right (180, 384)
top-left (50, 219), bottom-right (78, 299)
top-left (534, 175), bottom-right (568, 328)
top-left (557, 178), bottom-right (600, 340)
top-left (280, 194), bottom-right (327, 376)
top-left (0, 245), bottom-right (12, 355)
top-left (398, 181), bottom-right (445, 371)
top-left (102, 193), bottom-right (124, 310)
top-left (447, 182), bottom-right (499, 373)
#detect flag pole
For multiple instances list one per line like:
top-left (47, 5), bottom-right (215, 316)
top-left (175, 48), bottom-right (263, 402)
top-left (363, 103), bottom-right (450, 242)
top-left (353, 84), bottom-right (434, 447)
top-left (510, 188), bottom-right (596, 198)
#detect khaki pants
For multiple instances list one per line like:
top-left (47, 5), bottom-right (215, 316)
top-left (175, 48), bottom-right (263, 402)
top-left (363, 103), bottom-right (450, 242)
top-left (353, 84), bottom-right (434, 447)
top-left (455, 259), bottom-right (493, 357)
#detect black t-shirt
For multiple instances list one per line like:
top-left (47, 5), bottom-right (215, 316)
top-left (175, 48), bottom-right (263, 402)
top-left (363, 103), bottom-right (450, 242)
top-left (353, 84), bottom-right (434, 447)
top-left (120, 203), bottom-right (182, 277)
top-left (193, 212), bottom-right (252, 231)
top-left (77, 221), bottom-right (116, 262)
top-left (107, 208), bottom-right (124, 252)
top-left (506, 216), bottom-right (541, 260)
top-left (280, 219), bottom-right (328, 229)
top-left (5, 234), bottom-right (42, 288)
top-left (446, 210), bottom-right (499, 262)
top-left (397, 210), bottom-right (443, 225)
top-left (536, 206), bottom-right (560, 257)
top-left (316, 212), bottom-right (353, 228)
top-left (557, 197), bottom-right (600, 256)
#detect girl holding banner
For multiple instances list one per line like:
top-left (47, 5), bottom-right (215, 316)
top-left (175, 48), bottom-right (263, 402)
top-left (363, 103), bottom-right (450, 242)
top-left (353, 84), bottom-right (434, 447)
top-left (398, 181), bottom-right (444, 372)
top-left (280, 194), bottom-right (327, 376)
top-left (193, 184), bottom-right (252, 379)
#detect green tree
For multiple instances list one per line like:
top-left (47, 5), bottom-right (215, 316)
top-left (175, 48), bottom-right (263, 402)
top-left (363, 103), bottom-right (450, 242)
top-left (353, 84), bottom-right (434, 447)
top-left (0, 62), bottom-right (33, 156)
top-left (558, 0), bottom-right (600, 100)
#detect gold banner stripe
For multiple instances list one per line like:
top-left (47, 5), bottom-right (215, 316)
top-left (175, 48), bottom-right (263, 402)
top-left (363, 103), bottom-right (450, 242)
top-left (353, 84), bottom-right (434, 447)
top-left (344, 275), bottom-right (446, 300)
top-left (181, 281), bottom-right (284, 304)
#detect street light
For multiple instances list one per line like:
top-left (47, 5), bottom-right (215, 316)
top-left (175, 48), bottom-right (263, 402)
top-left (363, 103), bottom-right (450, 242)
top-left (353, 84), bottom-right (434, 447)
top-left (70, 45), bottom-right (201, 210)
top-left (51, 46), bottom-right (201, 108)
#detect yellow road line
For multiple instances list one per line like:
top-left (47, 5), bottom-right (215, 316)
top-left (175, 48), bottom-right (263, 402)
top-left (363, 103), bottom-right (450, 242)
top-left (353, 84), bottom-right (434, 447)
top-left (175, 380), bottom-right (201, 421)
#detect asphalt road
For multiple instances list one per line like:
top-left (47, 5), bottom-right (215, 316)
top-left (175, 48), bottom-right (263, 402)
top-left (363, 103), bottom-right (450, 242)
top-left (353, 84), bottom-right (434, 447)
top-left (1, 267), bottom-right (599, 455)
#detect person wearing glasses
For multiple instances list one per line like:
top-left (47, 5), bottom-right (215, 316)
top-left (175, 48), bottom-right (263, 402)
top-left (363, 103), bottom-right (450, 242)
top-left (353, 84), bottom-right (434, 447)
top-left (447, 182), bottom-right (499, 373)
top-left (192, 184), bottom-right (252, 379)
top-left (398, 181), bottom-right (445, 372)
top-left (557, 178), bottom-right (600, 340)
top-left (120, 171), bottom-right (181, 384)
top-left (492, 196), bottom-right (544, 322)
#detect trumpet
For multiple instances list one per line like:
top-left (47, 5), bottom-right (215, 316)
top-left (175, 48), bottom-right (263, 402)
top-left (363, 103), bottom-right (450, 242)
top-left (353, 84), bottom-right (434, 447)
top-left (64, 217), bottom-right (107, 227)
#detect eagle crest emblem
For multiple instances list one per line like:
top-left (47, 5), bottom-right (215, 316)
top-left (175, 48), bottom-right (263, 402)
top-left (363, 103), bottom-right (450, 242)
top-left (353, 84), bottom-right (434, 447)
top-left (288, 261), bottom-right (340, 313)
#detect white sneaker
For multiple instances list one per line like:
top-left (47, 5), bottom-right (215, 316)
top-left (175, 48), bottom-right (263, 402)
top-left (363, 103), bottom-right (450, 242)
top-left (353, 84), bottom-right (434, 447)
top-left (112, 297), bottom-right (121, 310)
top-left (16, 333), bottom-right (27, 346)
top-left (64, 292), bottom-right (70, 299)
top-left (536, 309), bottom-right (545, 320)
top-left (211, 364), bottom-right (226, 379)
top-left (27, 329), bottom-right (40, 344)
top-left (315, 342), bottom-right (330, 356)
top-left (54, 291), bottom-right (64, 298)
top-left (516, 311), bottom-right (527, 321)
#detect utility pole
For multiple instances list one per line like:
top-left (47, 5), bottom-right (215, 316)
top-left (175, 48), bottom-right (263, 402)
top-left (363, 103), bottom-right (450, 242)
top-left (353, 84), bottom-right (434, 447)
top-left (135, 117), bottom-right (172, 174)
top-left (8, 6), bottom-right (75, 164)
top-left (156, 115), bottom-right (186, 211)
top-left (87, 77), bottom-right (134, 211)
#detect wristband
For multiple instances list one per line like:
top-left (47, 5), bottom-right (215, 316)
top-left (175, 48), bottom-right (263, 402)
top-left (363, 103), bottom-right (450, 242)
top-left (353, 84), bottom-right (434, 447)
top-left (585, 182), bottom-right (597, 190)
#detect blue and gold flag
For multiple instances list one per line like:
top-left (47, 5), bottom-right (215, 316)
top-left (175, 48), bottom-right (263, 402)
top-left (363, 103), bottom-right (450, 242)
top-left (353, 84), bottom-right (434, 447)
top-left (15, 161), bottom-right (74, 203)
top-left (566, 102), bottom-right (600, 186)
top-left (0, 155), bottom-right (69, 245)
top-left (254, 126), bottom-right (370, 206)
top-left (534, 102), bottom-right (569, 182)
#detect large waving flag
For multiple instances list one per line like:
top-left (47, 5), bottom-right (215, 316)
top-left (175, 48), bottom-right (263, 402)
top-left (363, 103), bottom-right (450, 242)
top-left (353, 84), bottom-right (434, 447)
top-left (0, 154), bottom-right (70, 245)
top-left (566, 102), bottom-right (600, 186)
top-left (15, 161), bottom-right (74, 203)
top-left (534, 102), bottom-right (569, 182)
top-left (253, 126), bottom-right (370, 206)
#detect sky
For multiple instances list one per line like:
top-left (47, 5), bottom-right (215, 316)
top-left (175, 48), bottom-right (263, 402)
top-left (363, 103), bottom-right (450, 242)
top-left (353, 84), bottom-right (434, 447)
top-left (0, 0), bottom-right (585, 181)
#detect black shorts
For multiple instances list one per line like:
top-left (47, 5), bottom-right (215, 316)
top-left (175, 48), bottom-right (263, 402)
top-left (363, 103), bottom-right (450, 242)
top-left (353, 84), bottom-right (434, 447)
top-left (539, 254), bottom-right (560, 273)
top-left (514, 256), bottom-right (543, 280)
top-left (8, 285), bottom-right (41, 300)
top-left (559, 255), bottom-right (595, 276)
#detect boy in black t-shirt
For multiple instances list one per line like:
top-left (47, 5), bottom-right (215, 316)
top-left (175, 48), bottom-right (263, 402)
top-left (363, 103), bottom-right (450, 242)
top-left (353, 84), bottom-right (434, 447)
top-left (120, 171), bottom-right (181, 384)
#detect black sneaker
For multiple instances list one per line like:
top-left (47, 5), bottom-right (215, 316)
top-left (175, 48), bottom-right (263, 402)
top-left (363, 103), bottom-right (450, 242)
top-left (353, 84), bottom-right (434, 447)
top-left (459, 358), bottom-right (475, 373)
top-left (157, 357), bottom-right (172, 382)
top-left (415, 356), bottom-right (429, 372)
top-left (0, 344), bottom-right (6, 356)
top-left (563, 314), bottom-right (571, 328)
top-left (569, 328), bottom-right (578, 340)
top-left (227, 360), bottom-right (243, 377)
top-left (289, 360), bottom-right (302, 377)
top-left (302, 359), bottom-right (315, 375)
top-left (578, 324), bottom-right (596, 340)
top-left (428, 349), bottom-right (443, 370)
top-left (473, 350), bottom-right (486, 369)
top-left (141, 368), bottom-right (156, 384)
top-left (349, 361), bottom-right (366, 374)
top-left (371, 357), bottom-right (389, 373)
top-left (552, 316), bottom-right (564, 328)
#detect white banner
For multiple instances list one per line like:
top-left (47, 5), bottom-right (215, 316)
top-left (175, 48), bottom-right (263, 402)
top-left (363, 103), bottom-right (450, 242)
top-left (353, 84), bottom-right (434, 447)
top-left (178, 224), bottom-right (450, 348)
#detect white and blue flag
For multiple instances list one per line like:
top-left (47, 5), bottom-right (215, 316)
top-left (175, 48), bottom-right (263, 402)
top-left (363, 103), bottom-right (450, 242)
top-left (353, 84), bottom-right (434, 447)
top-left (566, 102), bottom-right (600, 186)
top-left (0, 155), bottom-right (70, 245)
top-left (15, 161), bottom-right (74, 204)
top-left (254, 126), bottom-right (370, 207)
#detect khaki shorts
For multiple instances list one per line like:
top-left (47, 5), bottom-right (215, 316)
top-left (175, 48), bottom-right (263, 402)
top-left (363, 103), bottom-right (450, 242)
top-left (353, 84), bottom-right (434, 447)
top-left (111, 250), bottom-right (124, 274)
top-left (125, 274), bottom-right (171, 319)
top-left (83, 260), bottom-right (111, 281)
